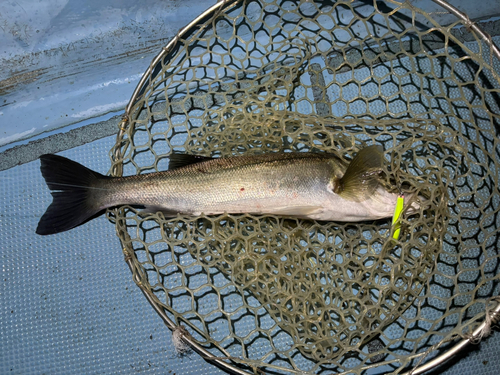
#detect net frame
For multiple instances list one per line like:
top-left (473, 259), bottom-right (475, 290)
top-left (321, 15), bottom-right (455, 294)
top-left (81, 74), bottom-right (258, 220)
top-left (106, 1), bottom-right (500, 374)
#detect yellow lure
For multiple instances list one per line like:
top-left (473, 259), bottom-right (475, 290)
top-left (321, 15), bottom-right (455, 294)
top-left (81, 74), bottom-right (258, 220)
top-left (392, 195), bottom-right (405, 240)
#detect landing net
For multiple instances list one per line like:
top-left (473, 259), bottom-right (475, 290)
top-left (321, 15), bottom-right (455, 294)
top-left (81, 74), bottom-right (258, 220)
top-left (108, 1), bottom-right (500, 373)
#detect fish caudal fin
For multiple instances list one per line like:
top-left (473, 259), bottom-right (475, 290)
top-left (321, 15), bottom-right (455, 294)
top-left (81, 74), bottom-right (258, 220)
top-left (335, 145), bottom-right (384, 202)
top-left (36, 154), bottom-right (108, 235)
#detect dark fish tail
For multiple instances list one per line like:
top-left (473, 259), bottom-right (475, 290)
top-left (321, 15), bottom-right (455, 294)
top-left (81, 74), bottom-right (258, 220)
top-left (36, 154), bottom-right (109, 235)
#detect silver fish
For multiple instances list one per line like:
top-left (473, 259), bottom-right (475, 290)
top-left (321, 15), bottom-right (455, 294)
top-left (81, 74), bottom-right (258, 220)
top-left (36, 145), bottom-right (398, 235)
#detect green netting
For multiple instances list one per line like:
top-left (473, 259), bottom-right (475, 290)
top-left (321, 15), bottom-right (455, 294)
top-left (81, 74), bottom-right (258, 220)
top-left (108, 1), bottom-right (500, 373)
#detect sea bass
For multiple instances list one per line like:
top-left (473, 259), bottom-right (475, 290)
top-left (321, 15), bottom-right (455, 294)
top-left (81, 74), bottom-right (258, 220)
top-left (36, 145), bottom-right (399, 235)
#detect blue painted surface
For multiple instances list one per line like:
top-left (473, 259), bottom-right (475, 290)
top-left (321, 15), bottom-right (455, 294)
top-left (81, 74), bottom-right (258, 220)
top-left (0, 0), bottom-right (218, 147)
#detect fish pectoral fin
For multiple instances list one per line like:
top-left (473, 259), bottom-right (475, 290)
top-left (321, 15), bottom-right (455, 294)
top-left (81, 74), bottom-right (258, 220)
top-left (168, 153), bottom-right (214, 170)
top-left (336, 145), bottom-right (384, 202)
top-left (270, 206), bottom-right (324, 218)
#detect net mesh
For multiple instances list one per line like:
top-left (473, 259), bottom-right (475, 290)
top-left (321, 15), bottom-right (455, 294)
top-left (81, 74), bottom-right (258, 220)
top-left (108, 0), bottom-right (500, 373)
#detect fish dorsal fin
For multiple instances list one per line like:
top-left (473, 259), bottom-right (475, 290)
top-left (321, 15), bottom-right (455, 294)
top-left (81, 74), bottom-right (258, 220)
top-left (168, 153), bottom-right (214, 170)
top-left (334, 145), bottom-right (384, 202)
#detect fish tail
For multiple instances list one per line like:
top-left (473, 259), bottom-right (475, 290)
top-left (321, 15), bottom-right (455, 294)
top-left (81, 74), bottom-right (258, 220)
top-left (36, 154), bottom-right (108, 235)
top-left (335, 145), bottom-right (384, 202)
